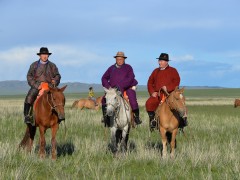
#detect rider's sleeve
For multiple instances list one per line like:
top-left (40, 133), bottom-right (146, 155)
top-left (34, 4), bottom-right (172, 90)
top-left (102, 67), bottom-right (111, 89)
top-left (27, 62), bottom-right (40, 89)
top-left (147, 68), bottom-right (158, 96)
top-left (166, 68), bottom-right (180, 92)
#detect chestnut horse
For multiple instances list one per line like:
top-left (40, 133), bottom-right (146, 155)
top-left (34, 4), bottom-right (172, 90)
top-left (72, 96), bottom-right (102, 110)
top-left (234, 99), bottom-right (240, 108)
top-left (155, 87), bottom-right (187, 158)
top-left (19, 84), bottom-right (67, 159)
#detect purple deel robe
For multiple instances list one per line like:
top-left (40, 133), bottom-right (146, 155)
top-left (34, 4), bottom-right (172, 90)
top-left (101, 63), bottom-right (139, 110)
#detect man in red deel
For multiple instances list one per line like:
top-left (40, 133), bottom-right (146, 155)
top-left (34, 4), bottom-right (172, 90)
top-left (145, 53), bottom-right (187, 130)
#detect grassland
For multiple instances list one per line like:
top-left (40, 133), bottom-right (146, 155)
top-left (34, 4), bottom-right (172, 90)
top-left (1, 89), bottom-right (240, 179)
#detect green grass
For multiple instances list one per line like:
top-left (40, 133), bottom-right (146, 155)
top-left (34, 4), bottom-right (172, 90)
top-left (1, 89), bottom-right (240, 179)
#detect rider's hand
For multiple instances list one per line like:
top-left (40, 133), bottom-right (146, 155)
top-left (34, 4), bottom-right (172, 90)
top-left (161, 86), bottom-right (167, 92)
top-left (151, 92), bottom-right (158, 97)
top-left (51, 79), bottom-right (56, 86)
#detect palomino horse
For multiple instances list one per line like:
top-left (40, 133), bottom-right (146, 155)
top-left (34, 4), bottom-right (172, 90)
top-left (72, 96), bottom-right (102, 110)
top-left (19, 83), bottom-right (67, 159)
top-left (234, 99), bottom-right (240, 108)
top-left (104, 87), bottom-right (131, 154)
top-left (155, 87), bottom-right (187, 158)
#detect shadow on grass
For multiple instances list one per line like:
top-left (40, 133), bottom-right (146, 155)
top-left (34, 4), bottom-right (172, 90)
top-left (35, 141), bottom-right (75, 157)
top-left (106, 129), bottom-right (137, 154)
top-left (145, 141), bottom-right (163, 152)
top-left (107, 140), bottom-right (136, 154)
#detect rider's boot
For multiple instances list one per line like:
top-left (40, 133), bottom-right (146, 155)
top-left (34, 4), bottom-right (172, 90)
top-left (133, 109), bottom-right (142, 125)
top-left (24, 103), bottom-right (33, 124)
top-left (101, 104), bottom-right (110, 127)
top-left (148, 111), bottom-right (156, 130)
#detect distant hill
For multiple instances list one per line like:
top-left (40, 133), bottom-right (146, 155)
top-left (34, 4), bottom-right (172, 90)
top-left (0, 80), bottom-right (148, 95)
top-left (0, 80), bottom-right (224, 95)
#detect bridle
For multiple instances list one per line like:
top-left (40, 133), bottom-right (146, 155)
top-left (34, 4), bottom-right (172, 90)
top-left (47, 91), bottom-right (64, 111)
top-left (165, 91), bottom-right (185, 114)
top-left (106, 93), bottom-right (130, 127)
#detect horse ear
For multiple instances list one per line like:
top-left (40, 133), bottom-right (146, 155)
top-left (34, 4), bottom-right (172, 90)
top-left (103, 87), bottom-right (109, 93)
top-left (116, 90), bottom-right (122, 96)
top-left (180, 87), bottom-right (185, 93)
top-left (60, 85), bottom-right (67, 92)
top-left (174, 86), bottom-right (179, 91)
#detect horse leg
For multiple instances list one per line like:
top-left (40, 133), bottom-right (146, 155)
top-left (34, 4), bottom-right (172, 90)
top-left (110, 127), bottom-right (117, 154)
top-left (159, 127), bottom-right (168, 159)
top-left (170, 129), bottom-right (178, 159)
top-left (39, 126), bottom-right (46, 158)
top-left (120, 126), bottom-right (129, 153)
top-left (51, 124), bottom-right (59, 160)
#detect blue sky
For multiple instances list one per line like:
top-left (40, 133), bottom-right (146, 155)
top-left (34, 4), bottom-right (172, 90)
top-left (1, 0), bottom-right (240, 87)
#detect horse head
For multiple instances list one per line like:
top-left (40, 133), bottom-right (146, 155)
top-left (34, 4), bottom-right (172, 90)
top-left (167, 86), bottom-right (186, 118)
top-left (48, 85), bottom-right (67, 120)
top-left (104, 87), bottom-right (121, 117)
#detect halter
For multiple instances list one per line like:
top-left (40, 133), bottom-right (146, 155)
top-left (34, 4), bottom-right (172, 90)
top-left (47, 91), bottom-right (64, 111)
top-left (107, 93), bottom-right (130, 128)
top-left (165, 91), bottom-right (185, 115)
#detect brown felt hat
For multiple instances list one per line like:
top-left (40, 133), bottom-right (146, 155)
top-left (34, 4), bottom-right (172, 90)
top-left (114, 51), bottom-right (127, 59)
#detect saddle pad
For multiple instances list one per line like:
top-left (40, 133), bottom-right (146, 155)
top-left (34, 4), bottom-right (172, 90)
top-left (34, 82), bottom-right (49, 111)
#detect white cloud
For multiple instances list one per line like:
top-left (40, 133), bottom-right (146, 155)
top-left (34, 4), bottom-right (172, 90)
top-left (172, 54), bottom-right (195, 62)
top-left (0, 47), bottom-right (36, 64)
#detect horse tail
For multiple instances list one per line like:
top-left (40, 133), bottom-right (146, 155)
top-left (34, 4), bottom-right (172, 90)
top-left (19, 124), bottom-right (36, 149)
top-left (72, 100), bottom-right (79, 108)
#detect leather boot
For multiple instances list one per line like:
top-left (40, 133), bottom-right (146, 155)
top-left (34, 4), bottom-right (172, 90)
top-left (102, 105), bottom-right (110, 127)
top-left (148, 111), bottom-right (156, 129)
top-left (133, 109), bottom-right (142, 125)
top-left (24, 103), bottom-right (33, 124)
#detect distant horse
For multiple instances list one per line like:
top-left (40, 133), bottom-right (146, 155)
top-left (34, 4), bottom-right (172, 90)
top-left (72, 96), bottom-right (102, 110)
top-left (234, 99), bottom-right (240, 108)
top-left (19, 83), bottom-right (67, 159)
top-left (155, 87), bottom-right (187, 158)
top-left (104, 87), bottom-right (131, 155)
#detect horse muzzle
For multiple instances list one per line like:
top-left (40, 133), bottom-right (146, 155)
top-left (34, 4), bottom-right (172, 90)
top-left (58, 113), bottom-right (65, 120)
top-left (177, 107), bottom-right (187, 118)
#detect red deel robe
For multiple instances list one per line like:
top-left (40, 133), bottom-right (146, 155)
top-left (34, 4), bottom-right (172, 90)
top-left (146, 65), bottom-right (180, 111)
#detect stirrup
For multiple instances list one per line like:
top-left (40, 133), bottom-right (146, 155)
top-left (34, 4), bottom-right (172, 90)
top-left (134, 117), bottom-right (142, 125)
top-left (101, 116), bottom-right (104, 123)
top-left (24, 115), bottom-right (34, 126)
top-left (150, 120), bottom-right (157, 128)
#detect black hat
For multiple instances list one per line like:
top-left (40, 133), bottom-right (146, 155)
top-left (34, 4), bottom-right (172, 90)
top-left (156, 53), bottom-right (169, 61)
top-left (37, 47), bottom-right (52, 55)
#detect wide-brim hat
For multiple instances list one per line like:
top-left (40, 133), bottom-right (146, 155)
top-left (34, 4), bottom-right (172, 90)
top-left (156, 53), bottom-right (169, 61)
top-left (37, 47), bottom-right (52, 55)
top-left (114, 51), bottom-right (127, 59)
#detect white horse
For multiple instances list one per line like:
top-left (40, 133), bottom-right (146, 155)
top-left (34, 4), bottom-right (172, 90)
top-left (104, 87), bottom-right (131, 154)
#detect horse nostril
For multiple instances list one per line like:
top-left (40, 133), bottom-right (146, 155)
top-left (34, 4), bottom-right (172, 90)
top-left (58, 114), bottom-right (65, 120)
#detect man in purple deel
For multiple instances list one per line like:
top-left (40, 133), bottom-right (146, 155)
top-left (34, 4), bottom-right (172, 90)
top-left (101, 51), bottom-right (142, 126)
